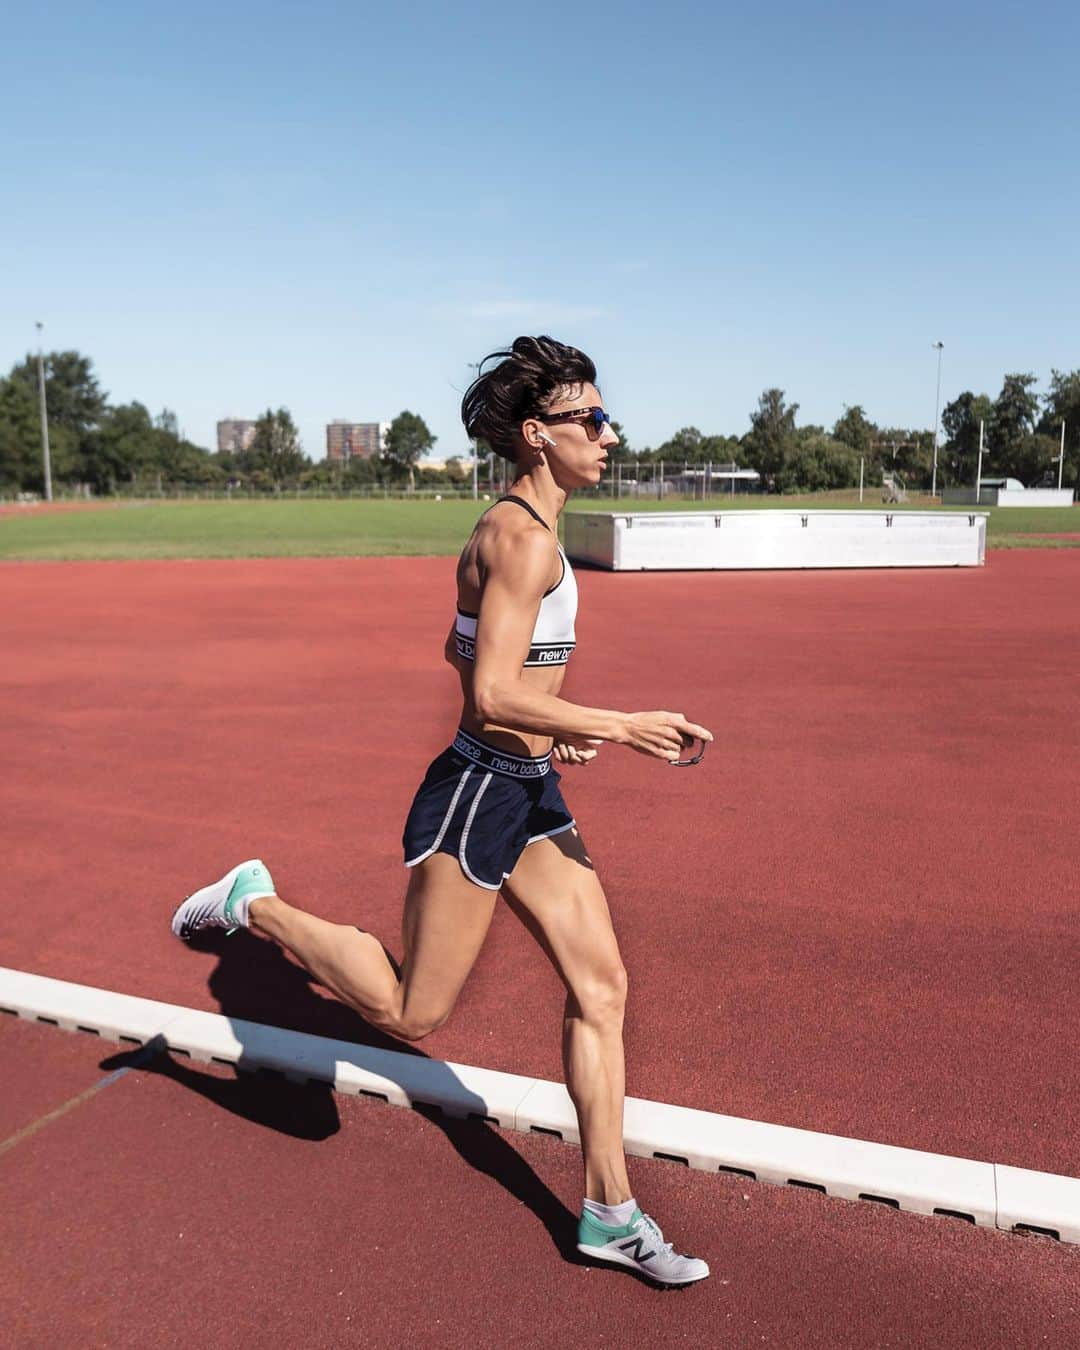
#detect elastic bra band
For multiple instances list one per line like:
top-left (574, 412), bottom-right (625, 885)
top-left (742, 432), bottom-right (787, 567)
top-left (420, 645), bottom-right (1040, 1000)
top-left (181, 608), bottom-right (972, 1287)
top-left (451, 728), bottom-right (551, 779)
top-left (454, 632), bottom-right (574, 667)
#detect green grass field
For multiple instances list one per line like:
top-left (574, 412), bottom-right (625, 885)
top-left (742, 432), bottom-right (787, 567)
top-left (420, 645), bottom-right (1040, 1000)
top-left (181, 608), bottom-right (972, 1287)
top-left (0, 494), bottom-right (1076, 560)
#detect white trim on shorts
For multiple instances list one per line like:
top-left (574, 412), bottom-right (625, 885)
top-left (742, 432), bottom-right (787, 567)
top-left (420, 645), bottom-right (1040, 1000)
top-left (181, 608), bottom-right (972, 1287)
top-left (525, 820), bottom-right (577, 846)
top-left (457, 771), bottom-right (499, 889)
top-left (404, 767), bottom-right (474, 869)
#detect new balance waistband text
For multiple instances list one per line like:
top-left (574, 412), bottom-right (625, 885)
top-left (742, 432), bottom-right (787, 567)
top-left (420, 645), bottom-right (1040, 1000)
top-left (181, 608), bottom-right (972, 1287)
top-left (451, 730), bottom-right (551, 779)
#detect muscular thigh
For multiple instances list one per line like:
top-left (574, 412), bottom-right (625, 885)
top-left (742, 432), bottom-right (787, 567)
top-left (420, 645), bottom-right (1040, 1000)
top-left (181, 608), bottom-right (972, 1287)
top-left (500, 827), bottom-right (625, 1004)
top-left (398, 852), bottom-right (499, 1024)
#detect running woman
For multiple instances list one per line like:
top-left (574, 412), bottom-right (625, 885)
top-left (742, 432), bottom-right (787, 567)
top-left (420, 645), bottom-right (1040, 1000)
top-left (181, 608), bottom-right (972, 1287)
top-left (172, 336), bottom-right (714, 1286)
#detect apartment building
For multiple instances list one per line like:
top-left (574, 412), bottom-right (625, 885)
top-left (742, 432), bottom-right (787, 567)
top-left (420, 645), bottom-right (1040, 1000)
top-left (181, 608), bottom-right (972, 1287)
top-left (216, 419), bottom-right (258, 453)
top-left (326, 421), bottom-right (389, 461)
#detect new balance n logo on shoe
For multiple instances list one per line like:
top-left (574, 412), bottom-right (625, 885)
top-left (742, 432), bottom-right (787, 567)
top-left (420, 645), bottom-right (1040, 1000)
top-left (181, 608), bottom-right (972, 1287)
top-left (618, 1236), bottom-right (656, 1262)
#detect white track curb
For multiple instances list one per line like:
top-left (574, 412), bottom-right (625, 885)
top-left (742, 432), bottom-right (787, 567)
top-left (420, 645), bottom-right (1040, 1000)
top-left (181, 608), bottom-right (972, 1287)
top-left (3, 967), bottom-right (1077, 1244)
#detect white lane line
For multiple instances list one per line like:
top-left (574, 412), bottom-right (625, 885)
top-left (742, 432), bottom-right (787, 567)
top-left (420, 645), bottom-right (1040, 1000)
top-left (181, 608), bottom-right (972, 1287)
top-left (2, 966), bottom-right (1078, 1243)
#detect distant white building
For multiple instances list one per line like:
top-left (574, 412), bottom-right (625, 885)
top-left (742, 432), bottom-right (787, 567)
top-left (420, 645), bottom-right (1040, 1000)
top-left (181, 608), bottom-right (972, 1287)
top-left (418, 455), bottom-right (478, 474)
top-left (943, 477), bottom-right (1074, 507)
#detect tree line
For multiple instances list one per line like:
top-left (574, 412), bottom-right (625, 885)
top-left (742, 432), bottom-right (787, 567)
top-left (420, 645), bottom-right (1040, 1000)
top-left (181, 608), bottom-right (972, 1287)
top-left (0, 351), bottom-right (441, 495)
top-left (613, 370), bottom-right (1079, 493)
top-left (1, 349), bottom-right (1076, 496)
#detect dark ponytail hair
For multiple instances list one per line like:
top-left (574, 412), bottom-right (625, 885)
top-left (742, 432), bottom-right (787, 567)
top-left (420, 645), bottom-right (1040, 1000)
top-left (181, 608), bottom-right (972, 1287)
top-left (461, 335), bottom-right (598, 462)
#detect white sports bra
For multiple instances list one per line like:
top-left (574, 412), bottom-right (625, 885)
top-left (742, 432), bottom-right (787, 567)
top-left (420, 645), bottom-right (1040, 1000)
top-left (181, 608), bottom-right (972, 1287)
top-left (455, 496), bottom-right (578, 668)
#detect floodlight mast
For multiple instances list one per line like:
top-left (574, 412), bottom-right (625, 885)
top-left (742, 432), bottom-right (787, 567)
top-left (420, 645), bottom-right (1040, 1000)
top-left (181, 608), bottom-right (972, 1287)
top-left (976, 420), bottom-right (985, 501)
top-left (1059, 422), bottom-right (1066, 492)
top-left (35, 322), bottom-right (53, 503)
top-left (930, 341), bottom-right (944, 500)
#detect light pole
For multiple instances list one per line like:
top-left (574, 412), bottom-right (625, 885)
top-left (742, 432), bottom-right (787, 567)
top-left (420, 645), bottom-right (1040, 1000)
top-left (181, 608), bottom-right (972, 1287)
top-left (1058, 421), bottom-right (1066, 492)
top-left (930, 340), bottom-right (944, 500)
top-left (976, 419), bottom-right (985, 502)
top-left (35, 321), bottom-right (53, 502)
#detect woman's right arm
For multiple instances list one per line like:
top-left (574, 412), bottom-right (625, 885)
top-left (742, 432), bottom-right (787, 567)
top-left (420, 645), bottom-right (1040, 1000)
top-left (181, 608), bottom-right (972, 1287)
top-left (471, 527), bottom-right (711, 762)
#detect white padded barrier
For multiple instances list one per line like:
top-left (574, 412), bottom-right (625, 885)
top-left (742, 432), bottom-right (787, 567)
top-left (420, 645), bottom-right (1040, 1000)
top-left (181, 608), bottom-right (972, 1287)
top-left (621, 1100), bottom-right (996, 1224)
top-left (161, 1007), bottom-right (535, 1127)
top-left (0, 967), bottom-right (185, 1044)
top-left (563, 510), bottom-right (988, 570)
top-left (516, 1082), bottom-right (994, 1225)
top-left (995, 1165), bottom-right (1080, 1243)
top-left (3, 967), bottom-right (1077, 1243)
top-left (515, 1079), bottom-right (581, 1142)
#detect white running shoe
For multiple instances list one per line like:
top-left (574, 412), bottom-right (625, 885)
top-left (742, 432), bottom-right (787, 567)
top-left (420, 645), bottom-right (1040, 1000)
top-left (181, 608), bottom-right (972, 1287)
top-left (577, 1208), bottom-right (710, 1286)
top-left (171, 860), bottom-right (276, 940)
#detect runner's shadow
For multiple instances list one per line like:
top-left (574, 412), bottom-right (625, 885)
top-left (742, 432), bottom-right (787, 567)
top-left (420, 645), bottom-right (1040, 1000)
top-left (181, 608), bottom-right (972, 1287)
top-left (100, 1032), bottom-right (341, 1140)
top-left (100, 930), bottom-right (580, 1262)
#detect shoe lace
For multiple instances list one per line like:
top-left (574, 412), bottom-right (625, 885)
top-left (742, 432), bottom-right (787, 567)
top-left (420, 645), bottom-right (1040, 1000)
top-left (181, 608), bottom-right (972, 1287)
top-left (636, 1214), bottom-right (675, 1260)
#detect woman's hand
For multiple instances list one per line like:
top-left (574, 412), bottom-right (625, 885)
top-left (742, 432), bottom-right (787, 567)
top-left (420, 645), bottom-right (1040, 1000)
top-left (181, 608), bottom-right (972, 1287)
top-left (620, 711), bottom-right (713, 763)
top-left (553, 734), bottom-right (603, 766)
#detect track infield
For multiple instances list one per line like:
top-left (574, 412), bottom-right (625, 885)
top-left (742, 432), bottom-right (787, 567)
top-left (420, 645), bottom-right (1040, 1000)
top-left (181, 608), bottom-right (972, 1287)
top-left (1, 494), bottom-right (1077, 559)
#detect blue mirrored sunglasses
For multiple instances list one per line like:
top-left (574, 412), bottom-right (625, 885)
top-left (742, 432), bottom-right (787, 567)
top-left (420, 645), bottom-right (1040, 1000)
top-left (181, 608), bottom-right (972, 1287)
top-left (536, 406), bottom-right (612, 441)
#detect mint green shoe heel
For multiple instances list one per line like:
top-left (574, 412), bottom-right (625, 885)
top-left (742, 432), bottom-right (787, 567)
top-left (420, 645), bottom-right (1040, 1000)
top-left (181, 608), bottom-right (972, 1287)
top-left (222, 860), bottom-right (275, 933)
top-left (171, 859), bottom-right (276, 941)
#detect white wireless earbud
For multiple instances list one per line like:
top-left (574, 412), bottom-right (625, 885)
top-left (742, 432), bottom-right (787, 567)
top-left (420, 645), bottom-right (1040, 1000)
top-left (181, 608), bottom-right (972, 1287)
top-left (538, 431), bottom-right (558, 447)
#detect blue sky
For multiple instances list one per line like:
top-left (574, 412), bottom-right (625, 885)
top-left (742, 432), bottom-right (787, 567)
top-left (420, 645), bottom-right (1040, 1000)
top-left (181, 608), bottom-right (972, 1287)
top-left (2, 1), bottom-right (1077, 459)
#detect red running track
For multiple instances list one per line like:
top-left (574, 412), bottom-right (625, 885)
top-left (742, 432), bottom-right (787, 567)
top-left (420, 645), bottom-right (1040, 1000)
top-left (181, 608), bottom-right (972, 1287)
top-left (1, 552), bottom-right (1079, 1178)
top-left (4, 1015), bottom-right (1078, 1348)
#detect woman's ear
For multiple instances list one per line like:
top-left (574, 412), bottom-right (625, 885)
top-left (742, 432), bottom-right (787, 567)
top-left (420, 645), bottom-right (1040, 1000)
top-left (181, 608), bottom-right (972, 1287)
top-left (521, 417), bottom-right (551, 452)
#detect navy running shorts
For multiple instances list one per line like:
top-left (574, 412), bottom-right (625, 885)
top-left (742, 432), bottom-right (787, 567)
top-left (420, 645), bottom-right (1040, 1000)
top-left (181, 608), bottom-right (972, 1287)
top-left (403, 727), bottom-right (576, 890)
